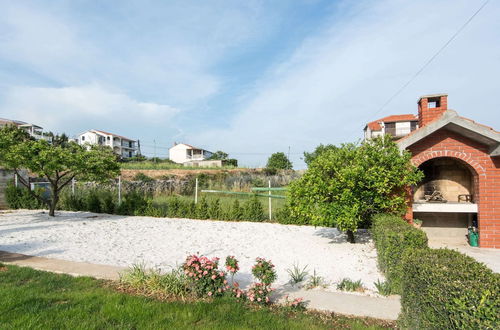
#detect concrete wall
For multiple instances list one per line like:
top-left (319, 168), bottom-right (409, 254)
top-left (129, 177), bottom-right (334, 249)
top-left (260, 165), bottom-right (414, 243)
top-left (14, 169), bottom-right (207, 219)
top-left (415, 212), bottom-right (471, 245)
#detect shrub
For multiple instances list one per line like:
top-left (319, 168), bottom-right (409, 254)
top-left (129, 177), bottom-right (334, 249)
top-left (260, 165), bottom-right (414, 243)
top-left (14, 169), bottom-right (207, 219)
top-left (133, 172), bottom-right (154, 182)
top-left (196, 197), bottom-right (209, 219)
top-left (166, 195), bottom-right (181, 217)
top-left (282, 295), bottom-right (306, 311)
top-left (399, 248), bottom-right (500, 329)
top-left (182, 255), bottom-right (228, 298)
top-left (371, 213), bottom-right (428, 293)
top-left (274, 204), bottom-right (307, 225)
top-left (100, 190), bottom-right (116, 214)
top-left (60, 192), bottom-right (85, 211)
top-left (252, 258), bottom-right (277, 286)
top-left (243, 196), bottom-right (265, 222)
top-left (85, 190), bottom-right (102, 213)
top-left (247, 282), bottom-right (273, 304)
top-left (116, 190), bottom-right (149, 216)
top-left (337, 278), bottom-right (364, 292)
top-left (208, 198), bottom-right (222, 219)
top-left (229, 199), bottom-right (243, 221)
top-left (5, 185), bottom-right (45, 209)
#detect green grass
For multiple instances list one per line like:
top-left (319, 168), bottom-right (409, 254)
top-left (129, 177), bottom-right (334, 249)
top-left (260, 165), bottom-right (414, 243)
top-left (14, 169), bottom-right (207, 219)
top-left (153, 193), bottom-right (287, 219)
top-left (0, 264), bottom-right (392, 329)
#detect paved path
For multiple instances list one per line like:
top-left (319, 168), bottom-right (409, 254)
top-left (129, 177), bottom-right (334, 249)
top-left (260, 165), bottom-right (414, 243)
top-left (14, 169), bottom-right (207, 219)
top-left (0, 250), bottom-right (125, 280)
top-left (0, 250), bottom-right (401, 321)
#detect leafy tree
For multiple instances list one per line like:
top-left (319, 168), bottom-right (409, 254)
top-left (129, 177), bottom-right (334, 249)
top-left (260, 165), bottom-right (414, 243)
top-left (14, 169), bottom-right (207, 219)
top-left (288, 136), bottom-right (423, 243)
top-left (208, 151), bottom-right (229, 160)
top-left (266, 152), bottom-right (292, 170)
top-left (0, 125), bottom-right (120, 216)
top-left (303, 144), bottom-right (338, 167)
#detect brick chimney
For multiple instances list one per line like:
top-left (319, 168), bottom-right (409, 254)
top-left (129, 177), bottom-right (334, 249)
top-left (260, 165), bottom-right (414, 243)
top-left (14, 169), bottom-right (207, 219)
top-left (418, 94), bottom-right (448, 126)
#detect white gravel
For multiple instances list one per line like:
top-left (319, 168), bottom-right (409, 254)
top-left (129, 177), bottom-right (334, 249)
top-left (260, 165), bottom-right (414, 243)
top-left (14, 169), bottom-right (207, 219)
top-left (0, 210), bottom-right (384, 293)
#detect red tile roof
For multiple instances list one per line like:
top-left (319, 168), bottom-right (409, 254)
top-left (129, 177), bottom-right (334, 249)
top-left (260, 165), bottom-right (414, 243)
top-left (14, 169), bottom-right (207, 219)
top-left (366, 114), bottom-right (418, 131)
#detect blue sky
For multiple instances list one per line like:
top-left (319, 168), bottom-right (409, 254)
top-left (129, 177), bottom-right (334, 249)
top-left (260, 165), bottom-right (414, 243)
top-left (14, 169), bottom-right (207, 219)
top-left (0, 0), bottom-right (499, 168)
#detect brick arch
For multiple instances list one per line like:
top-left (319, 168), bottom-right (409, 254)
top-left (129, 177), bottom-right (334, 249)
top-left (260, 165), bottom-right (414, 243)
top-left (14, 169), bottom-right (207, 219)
top-left (412, 151), bottom-right (486, 176)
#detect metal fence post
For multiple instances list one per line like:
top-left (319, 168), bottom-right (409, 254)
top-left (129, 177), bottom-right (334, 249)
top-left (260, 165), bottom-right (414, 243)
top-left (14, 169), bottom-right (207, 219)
top-left (71, 178), bottom-right (75, 195)
top-left (14, 173), bottom-right (18, 188)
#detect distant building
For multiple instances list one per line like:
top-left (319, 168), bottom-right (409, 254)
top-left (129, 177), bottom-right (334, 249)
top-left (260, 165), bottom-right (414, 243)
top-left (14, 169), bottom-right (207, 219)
top-left (0, 118), bottom-right (51, 141)
top-left (364, 114), bottom-right (419, 140)
top-left (169, 143), bottom-right (213, 164)
top-left (77, 129), bottom-right (138, 159)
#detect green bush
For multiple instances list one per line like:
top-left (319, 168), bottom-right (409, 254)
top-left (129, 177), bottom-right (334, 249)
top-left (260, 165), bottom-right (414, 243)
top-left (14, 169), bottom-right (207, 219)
top-left (208, 198), bottom-right (222, 219)
top-left (371, 213), bottom-right (427, 293)
top-left (274, 204), bottom-right (308, 225)
top-left (133, 172), bottom-right (154, 182)
top-left (5, 185), bottom-right (45, 209)
top-left (229, 199), bottom-right (243, 221)
top-left (116, 190), bottom-right (149, 216)
top-left (85, 190), bottom-right (102, 213)
top-left (243, 196), bottom-right (265, 222)
top-left (60, 192), bottom-right (85, 211)
top-left (196, 196), bottom-right (209, 219)
top-left (399, 248), bottom-right (500, 329)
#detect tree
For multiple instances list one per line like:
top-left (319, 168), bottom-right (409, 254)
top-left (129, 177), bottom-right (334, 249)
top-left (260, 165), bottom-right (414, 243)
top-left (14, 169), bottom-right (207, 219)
top-left (288, 136), bottom-right (423, 243)
top-left (0, 125), bottom-right (120, 216)
top-left (303, 144), bottom-right (338, 167)
top-left (208, 151), bottom-right (229, 160)
top-left (266, 152), bottom-right (292, 170)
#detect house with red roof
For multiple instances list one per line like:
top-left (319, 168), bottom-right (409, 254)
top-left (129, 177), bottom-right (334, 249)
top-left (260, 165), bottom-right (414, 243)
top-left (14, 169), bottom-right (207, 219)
top-left (364, 114), bottom-right (419, 140)
top-left (77, 129), bottom-right (138, 159)
top-left (366, 94), bottom-right (500, 248)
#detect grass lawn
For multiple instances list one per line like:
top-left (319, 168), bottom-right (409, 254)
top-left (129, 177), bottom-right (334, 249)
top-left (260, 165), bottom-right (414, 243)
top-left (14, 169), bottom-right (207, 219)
top-left (0, 264), bottom-right (393, 329)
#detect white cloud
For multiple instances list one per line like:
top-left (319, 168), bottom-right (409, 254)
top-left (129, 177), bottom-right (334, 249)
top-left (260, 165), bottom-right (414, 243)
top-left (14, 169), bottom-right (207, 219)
top-left (0, 84), bottom-right (180, 140)
top-left (192, 0), bottom-right (500, 168)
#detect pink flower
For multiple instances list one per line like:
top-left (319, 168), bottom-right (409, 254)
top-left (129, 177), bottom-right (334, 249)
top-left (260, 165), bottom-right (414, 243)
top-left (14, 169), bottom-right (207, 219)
top-left (257, 298), bottom-right (262, 302)
top-left (203, 271), bottom-right (208, 275)
top-left (208, 292), bottom-right (212, 296)
top-left (211, 275), bottom-right (217, 280)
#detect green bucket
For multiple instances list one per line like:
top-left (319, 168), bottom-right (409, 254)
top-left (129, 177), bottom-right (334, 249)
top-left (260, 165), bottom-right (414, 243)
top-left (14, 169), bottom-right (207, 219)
top-left (468, 228), bottom-right (479, 247)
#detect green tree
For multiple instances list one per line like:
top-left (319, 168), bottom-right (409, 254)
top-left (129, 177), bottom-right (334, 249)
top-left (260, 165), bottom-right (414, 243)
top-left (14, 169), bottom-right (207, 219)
top-left (0, 125), bottom-right (120, 216)
top-left (266, 152), bottom-right (292, 170)
top-left (303, 144), bottom-right (338, 167)
top-left (208, 151), bottom-right (229, 160)
top-left (288, 136), bottom-right (423, 243)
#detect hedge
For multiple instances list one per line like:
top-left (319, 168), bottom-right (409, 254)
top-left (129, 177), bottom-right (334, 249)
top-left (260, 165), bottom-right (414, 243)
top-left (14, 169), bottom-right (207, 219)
top-left (371, 213), bottom-right (500, 329)
top-left (400, 248), bottom-right (500, 329)
top-left (371, 213), bottom-right (428, 294)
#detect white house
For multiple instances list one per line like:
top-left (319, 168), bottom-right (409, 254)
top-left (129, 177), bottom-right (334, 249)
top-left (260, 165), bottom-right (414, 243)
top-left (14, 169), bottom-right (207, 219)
top-left (78, 129), bottom-right (138, 159)
top-left (169, 143), bottom-right (213, 164)
top-left (0, 118), bottom-right (51, 141)
top-left (364, 114), bottom-right (419, 140)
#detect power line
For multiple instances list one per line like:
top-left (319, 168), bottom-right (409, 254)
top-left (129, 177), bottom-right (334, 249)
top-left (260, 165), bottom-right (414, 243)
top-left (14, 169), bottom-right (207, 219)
top-left (364, 0), bottom-right (490, 124)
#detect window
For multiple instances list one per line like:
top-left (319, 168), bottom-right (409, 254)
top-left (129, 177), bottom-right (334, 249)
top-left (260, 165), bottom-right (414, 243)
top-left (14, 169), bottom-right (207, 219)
top-left (81, 136), bottom-right (85, 141)
top-left (107, 136), bottom-right (110, 140)
top-left (411, 121), bottom-right (418, 131)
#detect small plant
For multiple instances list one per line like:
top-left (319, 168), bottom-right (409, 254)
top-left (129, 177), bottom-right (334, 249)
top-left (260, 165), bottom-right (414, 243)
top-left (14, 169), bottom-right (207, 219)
top-left (120, 263), bottom-right (149, 290)
top-left (283, 295), bottom-right (307, 311)
top-left (183, 255), bottom-right (228, 298)
top-left (286, 263), bottom-right (308, 285)
top-left (337, 278), bottom-right (364, 292)
top-left (196, 197), bottom-right (209, 219)
top-left (246, 282), bottom-right (274, 304)
top-left (243, 196), bottom-right (265, 222)
top-left (252, 257), bottom-right (277, 285)
top-left (229, 199), bottom-right (243, 220)
top-left (374, 279), bottom-right (392, 296)
top-left (305, 269), bottom-right (325, 290)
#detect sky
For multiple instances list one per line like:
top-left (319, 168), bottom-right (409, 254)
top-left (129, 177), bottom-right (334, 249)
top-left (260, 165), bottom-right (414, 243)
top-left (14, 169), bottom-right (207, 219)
top-left (0, 0), bottom-right (499, 168)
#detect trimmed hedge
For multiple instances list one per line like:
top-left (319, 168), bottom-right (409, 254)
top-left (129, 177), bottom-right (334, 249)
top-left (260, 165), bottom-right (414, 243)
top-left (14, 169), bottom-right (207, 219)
top-left (400, 248), bottom-right (500, 329)
top-left (372, 213), bottom-right (500, 328)
top-left (371, 213), bottom-right (428, 294)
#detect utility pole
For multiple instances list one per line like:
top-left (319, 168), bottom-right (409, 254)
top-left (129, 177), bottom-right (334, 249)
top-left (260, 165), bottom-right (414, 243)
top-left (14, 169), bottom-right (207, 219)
top-left (287, 146), bottom-right (291, 161)
top-left (153, 139), bottom-right (157, 162)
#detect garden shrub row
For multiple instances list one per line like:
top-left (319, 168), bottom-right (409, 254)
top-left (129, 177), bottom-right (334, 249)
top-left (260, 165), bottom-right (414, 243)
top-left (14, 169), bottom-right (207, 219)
top-left (6, 185), bottom-right (266, 222)
top-left (371, 213), bottom-right (428, 294)
top-left (371, 213), bottom-right (500, 329)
